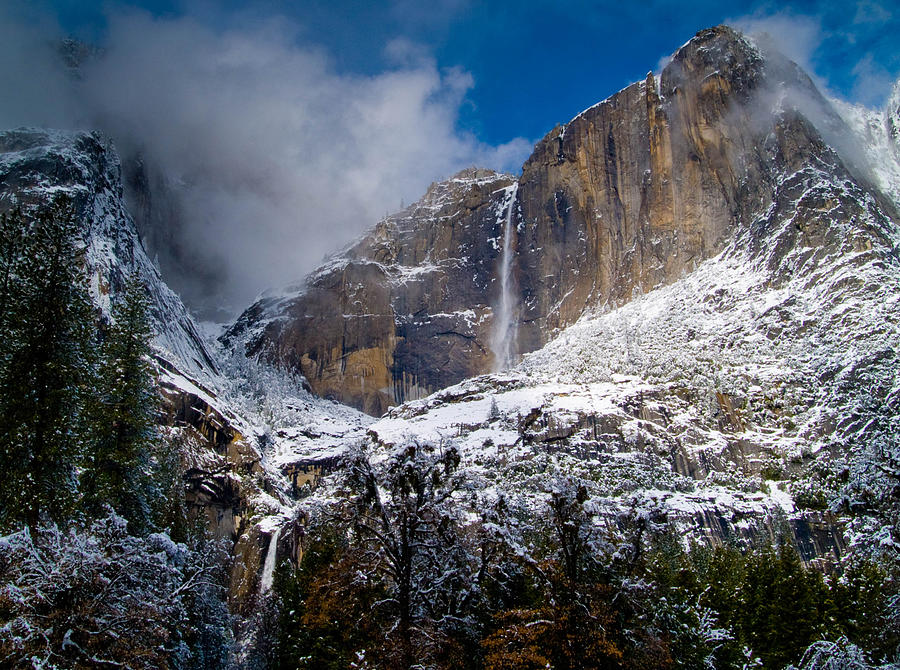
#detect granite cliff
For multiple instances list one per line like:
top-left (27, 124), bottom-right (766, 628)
top-left (227, 26), bottom-right (900, 416)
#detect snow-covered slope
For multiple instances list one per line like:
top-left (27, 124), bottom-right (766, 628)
top-left (0, 128), bottom-right (217, 381)
top-left (340, 147), bottom-right (899, 559)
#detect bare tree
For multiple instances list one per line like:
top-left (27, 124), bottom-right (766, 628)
top-left (346, 440), bottom-right (471, 668)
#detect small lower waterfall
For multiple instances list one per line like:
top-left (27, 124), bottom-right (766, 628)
top-left (490, 183), bottom-right (519, 372)
top-left (260, 527), bottom-right (281, 593)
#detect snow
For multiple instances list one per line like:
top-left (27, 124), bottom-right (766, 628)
top-left (765, 480), bottom-right (795, 513)
top-left (274, 120), bottom-right (900, 553)
top-left (0, 128), bottom-right (220, 385)
top-left (7, 55), bottom-right (900, 577)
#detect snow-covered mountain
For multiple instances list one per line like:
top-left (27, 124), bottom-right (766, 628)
top-left (0, 128), bottom-right (216, 379)
top-left (224, 26), bottom-right (900, 564)
top-left (0, 127), bottom-right (372, 604)
top-left (3, 22), bottom-right (900, 605)
top-left (227, 27), bottom-right (900, 425)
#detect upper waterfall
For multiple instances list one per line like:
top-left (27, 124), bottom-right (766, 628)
top-left (490, 182), bottom-right (519, 372)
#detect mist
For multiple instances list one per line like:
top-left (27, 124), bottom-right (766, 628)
top-left (726, 10), bottom-right (900, 206)
top-left (0, 8), bottom-right (531, 319)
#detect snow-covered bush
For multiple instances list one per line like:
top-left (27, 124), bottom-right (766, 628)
top-left (0, 513), bottom-right (233, 669)
top-left (789, 637), bottom-right (885, 670)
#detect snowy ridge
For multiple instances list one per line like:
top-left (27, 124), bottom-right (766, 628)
top-left (0, 128), bottom-right (218, 383)
top-left (412, 167), bottom-right (514, 216)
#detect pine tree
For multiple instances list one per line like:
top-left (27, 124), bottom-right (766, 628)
top-left (0, 209), bottom-right (27, 329)
top-left (83, 273), bottom-right (160, 535)
top-left (0, 198), bottom-right (96, 528)
top-left (153, 430), bottom-right (191, 542)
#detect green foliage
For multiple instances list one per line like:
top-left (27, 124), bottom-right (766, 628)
top-left (82, 273), bottom-right (160, 534)
top-left (0, 199), bottom-right (187, 542)
top-left (644, 537), bottom-right (900, 669)
top-left (831, 558), bottom-right (900, 662)
top-left (274, 477), bottom-right (900, 670)
top-left (274, 530), bottom-right (389, 669)
top-left (0, 199), bottom-right (96, 527)
top-left (740, 545), bottom-right (835, 667)
top-left (0, 198), bottom-right (171, 536)
top-left (0, 201), bottom-right (233, 667)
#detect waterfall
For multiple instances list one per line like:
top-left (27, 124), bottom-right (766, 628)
top-left (490, 183), bottom-right (519, 372)
top-left (260, 526), bottom-right (281, 593)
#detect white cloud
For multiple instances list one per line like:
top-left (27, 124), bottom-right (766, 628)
top-left (729, 5), bottom-right (899, 108)
top-left (0, 7), bottom-right (532, 317)
top-left (0, 11), bottom-right (77, 128)
top-left (851, 54), bottom-right (896, 107)
top-left (729, 11), bottom-right (824, 78)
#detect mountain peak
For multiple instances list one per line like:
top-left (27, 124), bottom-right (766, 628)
top-left (416, 167), bottom-right (514, 212)
top-left (227, 24), bottom-right (900, 417)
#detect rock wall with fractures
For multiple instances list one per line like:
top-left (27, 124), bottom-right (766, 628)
top-left (228, 26), bottom-right (897, 416)
top-left (226, 168), bottom-right (517, 416)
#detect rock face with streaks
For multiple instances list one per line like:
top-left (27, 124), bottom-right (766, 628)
top-left (225, 168), bottom-right (517, 416)
top-left (226, 27), bottom-right (899, 415)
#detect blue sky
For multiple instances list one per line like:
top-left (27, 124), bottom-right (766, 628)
top-left (33, 0), bottom-right (900, 146)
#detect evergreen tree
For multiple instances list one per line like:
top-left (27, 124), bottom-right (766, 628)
top-left (0, 199), bottom-right (96, 528)
top-left (83, 273), bottom-right (160, 535)
top-left (0, 209), bottom-right (27, 329)
top-left (153, 430), bottom-right (192, 542)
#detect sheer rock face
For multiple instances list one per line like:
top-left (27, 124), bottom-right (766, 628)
top-left (227, 26), bottom-right (888, 416)
top-left (226, 168), bottom-right (517, 416)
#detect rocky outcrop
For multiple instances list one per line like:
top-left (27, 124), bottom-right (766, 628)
top-left (226, 168), bottom-right (516, 415)
top-left (229, 26), bottom-right (898, 416)
top-left (158, 368), bottom-right (274, 605)
top-left (366, 372), bottom-right (848, 567)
